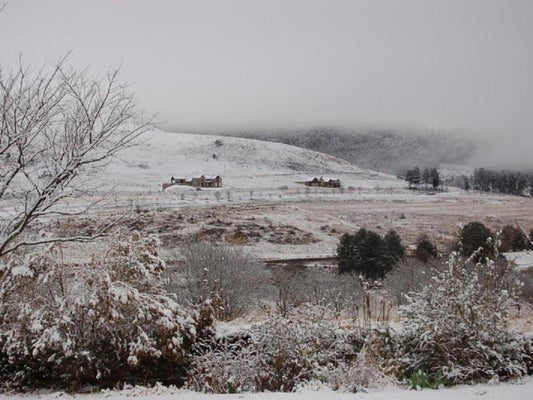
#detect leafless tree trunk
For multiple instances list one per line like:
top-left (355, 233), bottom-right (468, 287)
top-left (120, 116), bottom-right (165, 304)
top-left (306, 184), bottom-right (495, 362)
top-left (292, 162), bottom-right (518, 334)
top-left (0, 57), bottom-right (150, 257)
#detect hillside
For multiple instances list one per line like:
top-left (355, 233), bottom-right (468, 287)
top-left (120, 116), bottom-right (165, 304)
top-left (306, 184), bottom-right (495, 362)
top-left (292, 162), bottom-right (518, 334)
top-left (229, 128), bottom-right (476, 175)
top-left (99, 131), bottom-right (401, 193)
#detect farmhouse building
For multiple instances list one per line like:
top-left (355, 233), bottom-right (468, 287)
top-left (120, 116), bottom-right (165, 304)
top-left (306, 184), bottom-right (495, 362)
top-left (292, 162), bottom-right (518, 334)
top-left (170, 177), bottom-right (188, 185)
top-left (304, 176), bottom-right (341, 188)
top-left (191, 175), bottom-right (222, 188)
top-left (162, 175), bottom-right (222, 191)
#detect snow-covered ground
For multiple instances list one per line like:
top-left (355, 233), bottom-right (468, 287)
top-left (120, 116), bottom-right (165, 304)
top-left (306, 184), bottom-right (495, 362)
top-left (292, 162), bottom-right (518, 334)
top-left (4, 377), bottom-right (533, 399)
top-left (101, 130), bottom-right (402, 194)
top-left (504, 251), bottom-right (533, 271)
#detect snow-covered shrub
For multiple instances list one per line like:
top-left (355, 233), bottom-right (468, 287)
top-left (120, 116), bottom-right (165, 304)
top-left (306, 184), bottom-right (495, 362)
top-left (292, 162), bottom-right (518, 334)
top-left (0, 232), bottom-right (212, 391)
top-left (187, 317), bottom-right (367, 393)
top-left (174, 243), bottom-right (271, 320)
top-left (383, 258), bottom-right (438, 306)
top-left (326, 347), bottom-right (390, 392)
top-left (368, 251), bottom-right (529, 384)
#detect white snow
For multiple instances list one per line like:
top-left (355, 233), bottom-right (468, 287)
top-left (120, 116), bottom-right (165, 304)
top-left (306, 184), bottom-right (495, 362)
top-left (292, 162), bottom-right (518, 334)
top-left (101, 130), bottom-right (401, 194)
top-left (3, 377), bottom-right (533, 399)
top-left (503, 251), bottom-right (533, 271)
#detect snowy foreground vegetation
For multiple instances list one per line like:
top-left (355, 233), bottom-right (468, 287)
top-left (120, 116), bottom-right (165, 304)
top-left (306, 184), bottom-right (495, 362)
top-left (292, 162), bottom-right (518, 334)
top-left (1, 230), bottom-right (531, 395)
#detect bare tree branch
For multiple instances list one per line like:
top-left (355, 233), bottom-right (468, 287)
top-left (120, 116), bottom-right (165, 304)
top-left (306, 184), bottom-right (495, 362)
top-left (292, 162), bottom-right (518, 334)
top-left (1, 212), bottom-right (128, 256)
top-left (0, 57), bottom-right (152, 257)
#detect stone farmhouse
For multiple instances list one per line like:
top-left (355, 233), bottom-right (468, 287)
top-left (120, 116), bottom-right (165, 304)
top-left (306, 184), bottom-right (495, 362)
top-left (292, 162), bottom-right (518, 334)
top-left (162, 175), bottom-right (222, 191)
top-left (304, 176), bottom-right (341, 188)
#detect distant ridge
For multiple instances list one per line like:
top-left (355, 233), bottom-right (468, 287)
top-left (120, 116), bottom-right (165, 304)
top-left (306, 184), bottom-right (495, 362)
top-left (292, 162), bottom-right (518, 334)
top-left (227, 128), bottom-right (476, 175)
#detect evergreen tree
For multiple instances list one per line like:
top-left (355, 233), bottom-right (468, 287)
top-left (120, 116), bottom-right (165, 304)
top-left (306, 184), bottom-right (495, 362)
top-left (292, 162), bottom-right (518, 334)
top-left (406, 169), bottom-right (414, 188)
top-left (412, 167), bottom-right (421, 187)
top-left (499, 225), bottom-right (529, 252)
top-left (462, 175), bottom-right (471, 191)
top-left (422, 168), bottom-right (430, 189)
top-left (336, 233), bottom-right (358, 274)
top-left (430, 168), bottom-right (440, 189)
top-left (415, 235), bottom-right (438, 262)
top-left (336, 228), bottom-right (394, 279)
top-left (459, 221), bottom-right (494, 263)
top-left (384, 229), bottom-right (405, 260)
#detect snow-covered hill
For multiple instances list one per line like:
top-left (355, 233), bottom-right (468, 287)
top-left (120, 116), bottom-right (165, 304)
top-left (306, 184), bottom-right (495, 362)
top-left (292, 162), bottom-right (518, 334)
top-left (100, 131), bottom-right (402, 193)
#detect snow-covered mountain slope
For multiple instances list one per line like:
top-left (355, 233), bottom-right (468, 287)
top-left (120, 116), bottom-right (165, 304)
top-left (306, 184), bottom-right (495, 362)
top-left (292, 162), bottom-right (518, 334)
top-left (99, 131), bottom-right (403, 193)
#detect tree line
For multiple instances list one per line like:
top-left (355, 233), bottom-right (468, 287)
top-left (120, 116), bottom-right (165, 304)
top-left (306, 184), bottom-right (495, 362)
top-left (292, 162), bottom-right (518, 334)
top-left (337, 222), bottom-right (533, 279)
top-left (473, 168), bottom-right (533, 196)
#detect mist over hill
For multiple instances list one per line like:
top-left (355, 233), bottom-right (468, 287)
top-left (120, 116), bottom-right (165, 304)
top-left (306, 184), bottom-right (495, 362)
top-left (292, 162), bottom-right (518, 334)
top-left (227, 128), bottom-right (477, 175)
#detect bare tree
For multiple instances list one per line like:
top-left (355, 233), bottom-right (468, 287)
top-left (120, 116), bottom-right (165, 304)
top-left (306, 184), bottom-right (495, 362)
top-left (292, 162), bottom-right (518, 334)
top-left (0, 58), bottom-right (149, 257)
top-left (382, 258), bottom-right (438, 306)
top-left (171, 243), bottom-right (271, 320)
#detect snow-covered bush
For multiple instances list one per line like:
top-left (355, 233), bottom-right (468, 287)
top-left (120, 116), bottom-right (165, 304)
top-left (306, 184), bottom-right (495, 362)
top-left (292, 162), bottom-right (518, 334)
top-left (0, 232), bottom-right (212, 391)
top-left (173, 243), bottom-right (271, 320)
top-left (368, 251), bottom-right (529, 384)
top-left (383, 258), bottom-right (438, 306)
top-left (187, 317), bottom-right (369, 393)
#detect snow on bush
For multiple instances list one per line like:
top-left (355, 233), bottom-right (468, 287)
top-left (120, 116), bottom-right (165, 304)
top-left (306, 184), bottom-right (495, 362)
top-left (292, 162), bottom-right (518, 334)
top-left (368, 251), bottom-right (529, 385)
top-left (0, 232), bottom-right (213, 391)
top-left (173, 243), bottom-right (271, 321)
top-left (186, 317), bottom-right (384, 393)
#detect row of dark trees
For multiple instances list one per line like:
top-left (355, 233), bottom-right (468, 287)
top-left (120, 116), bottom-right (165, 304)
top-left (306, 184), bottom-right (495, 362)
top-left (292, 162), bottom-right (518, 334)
top-left (459, 221), bottom-right (533, 263)
top-left (337, 222), bottom-right (533, 279)
top-left (405, 167), bottom-right (441, 189)
top-left (473, 168), bottom-right (533, 196)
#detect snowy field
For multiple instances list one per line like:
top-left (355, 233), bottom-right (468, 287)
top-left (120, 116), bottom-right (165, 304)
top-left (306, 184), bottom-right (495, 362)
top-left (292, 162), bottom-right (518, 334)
top-left (3, 377), bottom-right (533, 400)
top-left (10, 131), bottom-right (531, 263)
top-left (101, 130), bottom-right (399, 194)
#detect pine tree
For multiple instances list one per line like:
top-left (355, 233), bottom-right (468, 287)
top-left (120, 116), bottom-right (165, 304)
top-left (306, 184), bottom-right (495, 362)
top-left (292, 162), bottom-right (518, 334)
top-left (384, 229), bottom-right (405, 260)
top-left (499, 225), bottom-right (529, 252)
top-left (415, 235), bottom-right (438, 262)
top-left (412, 167), bottom-right (421, 188)
top-left (337, 228), bottom-right (394, 279)
top-left (429, 168), bottom-right (440, 189)
top-left (422, 169), bottom-right (430, 189)
top-left (459, 221), bottom-right (494, 263)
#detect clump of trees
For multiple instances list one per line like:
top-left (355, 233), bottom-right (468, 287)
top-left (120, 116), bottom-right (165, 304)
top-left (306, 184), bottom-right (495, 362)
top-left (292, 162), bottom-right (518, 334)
top-left (337, 228), bottom-right (404, 279)
top-left (405, 167), bottom-right (440, 190)
top-left (473, 168), bottom-right (533, 196)
top-left (458, 221), bottom-right (531, 261)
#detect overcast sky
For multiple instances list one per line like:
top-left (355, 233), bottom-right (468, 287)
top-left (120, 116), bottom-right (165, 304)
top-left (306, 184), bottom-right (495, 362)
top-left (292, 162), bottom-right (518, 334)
top-left (0, 0), bottom-right (532, 160)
